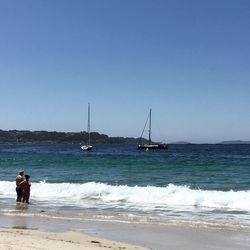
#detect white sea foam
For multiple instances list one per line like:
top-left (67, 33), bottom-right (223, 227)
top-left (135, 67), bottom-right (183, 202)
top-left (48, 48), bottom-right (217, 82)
top-left (1, 181), bottom-right (250, 211)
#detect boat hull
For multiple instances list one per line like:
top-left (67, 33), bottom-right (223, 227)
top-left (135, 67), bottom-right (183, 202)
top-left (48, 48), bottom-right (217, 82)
top-left (81, 145), bottom-right (93, 151)
top-left (138, 144), bottom-right (168, 150)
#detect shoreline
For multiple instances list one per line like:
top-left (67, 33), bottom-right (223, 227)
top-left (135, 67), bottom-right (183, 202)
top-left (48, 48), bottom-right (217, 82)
top-left (1, 213), bottom-right (250, 250)
top-left (0, 228), bottom-right (149, 250)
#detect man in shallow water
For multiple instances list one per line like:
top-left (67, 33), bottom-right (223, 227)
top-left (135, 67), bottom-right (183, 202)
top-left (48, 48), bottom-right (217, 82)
top-left (16, 170), bottom-right (24, 202)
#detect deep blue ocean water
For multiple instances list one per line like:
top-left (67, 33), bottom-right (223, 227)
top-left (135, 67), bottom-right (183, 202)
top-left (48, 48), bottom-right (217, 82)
top-left (0, 144), bottom-right (250, 229)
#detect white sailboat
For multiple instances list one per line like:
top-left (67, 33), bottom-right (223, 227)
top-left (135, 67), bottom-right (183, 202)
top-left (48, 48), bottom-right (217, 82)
top-left (81, 103), bottom-right (92, 151)
top-left (138, 108), bottom-right (168, 150)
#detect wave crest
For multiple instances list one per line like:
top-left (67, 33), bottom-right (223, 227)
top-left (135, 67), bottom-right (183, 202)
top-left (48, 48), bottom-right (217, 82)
top-left (1, 181), bottom-right (250, 211)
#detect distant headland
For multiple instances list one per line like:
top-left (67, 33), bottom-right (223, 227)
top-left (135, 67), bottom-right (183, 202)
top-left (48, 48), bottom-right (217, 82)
top-left (0, 129), bottom-right (147, 144)
top-left (217, 140), bottom-right (250, 144)
top-left (0, 130), bottom-right (249, 145)
top-left (171, 140), bottom-right (250, 145)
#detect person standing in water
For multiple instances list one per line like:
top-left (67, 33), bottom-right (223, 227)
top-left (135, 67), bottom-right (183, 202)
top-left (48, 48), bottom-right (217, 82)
top-left (20, 175), bottom-right (31, 204)
top-left (15, 170), bottom-right (24, 202)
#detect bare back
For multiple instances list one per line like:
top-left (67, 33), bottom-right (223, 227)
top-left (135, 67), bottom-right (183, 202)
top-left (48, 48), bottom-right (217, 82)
top-left (16, 175), bottom-right (24, 186)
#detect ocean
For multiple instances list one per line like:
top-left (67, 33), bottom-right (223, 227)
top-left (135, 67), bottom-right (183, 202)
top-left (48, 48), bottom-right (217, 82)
top-left (0, 143), bottom-right (250, 230)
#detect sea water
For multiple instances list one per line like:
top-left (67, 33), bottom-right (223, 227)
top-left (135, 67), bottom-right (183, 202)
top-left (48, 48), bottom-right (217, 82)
top-left (0, 144), bottom-right (250, 230)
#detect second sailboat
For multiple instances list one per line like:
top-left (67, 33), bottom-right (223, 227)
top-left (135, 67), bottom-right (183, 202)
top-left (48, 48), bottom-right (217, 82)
top-left (138, 108), bottom-right (168, 150)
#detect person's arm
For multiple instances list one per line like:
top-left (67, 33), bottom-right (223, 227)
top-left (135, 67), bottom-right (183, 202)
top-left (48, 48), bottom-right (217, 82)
top-left (19, 180), bottom-right (25, 186)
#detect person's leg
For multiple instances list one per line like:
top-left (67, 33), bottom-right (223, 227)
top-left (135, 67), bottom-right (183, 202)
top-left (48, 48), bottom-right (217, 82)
top-left (16, 187), bottom-right (22, 202)
top-left (26, 193), bottom-right (30, 204)
top-left (22, 192), bottom-right (26, 203)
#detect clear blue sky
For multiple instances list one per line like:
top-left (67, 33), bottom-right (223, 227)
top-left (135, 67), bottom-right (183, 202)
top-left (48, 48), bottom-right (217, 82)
top-left (0, 0), bottom-right (250, 143)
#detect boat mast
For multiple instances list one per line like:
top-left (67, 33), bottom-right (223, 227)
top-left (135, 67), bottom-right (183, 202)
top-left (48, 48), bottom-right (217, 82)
top-left (87, 103), bottom-right (90, 145)
top-left (149, 108), bottom-right (152, 144)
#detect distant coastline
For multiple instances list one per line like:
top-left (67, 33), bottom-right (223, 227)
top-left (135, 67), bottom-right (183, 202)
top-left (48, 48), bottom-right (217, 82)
top-left (217, 140), bottom-right (250, 144)
top-left (0, 130), bottom-right (249, 145)
top-left (170, 140), bottom-right (250, 145)
top-left (0, 129), bottom-right (147, 144)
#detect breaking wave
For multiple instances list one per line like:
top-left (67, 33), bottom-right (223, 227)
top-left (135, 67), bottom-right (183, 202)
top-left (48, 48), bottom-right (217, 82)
top-left (1, 181), bottom-right (250, 211)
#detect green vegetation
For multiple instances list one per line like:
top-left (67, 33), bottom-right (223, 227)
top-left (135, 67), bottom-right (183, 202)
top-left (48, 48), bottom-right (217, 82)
top-left (0, 130), bottom-right (146, 144)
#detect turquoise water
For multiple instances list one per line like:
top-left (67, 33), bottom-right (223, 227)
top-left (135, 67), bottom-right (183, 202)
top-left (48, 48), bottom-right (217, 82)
top-left (0, 144), bottom-right (250, 228)
top-left (1, 144), bottom-right (250, 189)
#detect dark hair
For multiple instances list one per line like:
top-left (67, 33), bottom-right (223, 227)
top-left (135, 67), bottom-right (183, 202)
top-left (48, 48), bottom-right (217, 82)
top-left (25, 174), bottom-right (30, 180)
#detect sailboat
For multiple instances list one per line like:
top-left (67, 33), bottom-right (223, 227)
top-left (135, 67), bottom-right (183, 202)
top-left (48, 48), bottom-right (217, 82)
top-left (138, 108), bottom-right (168, 150)
top-left (81, 103), bottom-right (92, 151)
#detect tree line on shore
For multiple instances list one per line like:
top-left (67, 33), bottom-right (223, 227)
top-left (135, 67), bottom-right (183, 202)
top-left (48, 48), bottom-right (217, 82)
top-left (0, 129), bottom-right (147, 144)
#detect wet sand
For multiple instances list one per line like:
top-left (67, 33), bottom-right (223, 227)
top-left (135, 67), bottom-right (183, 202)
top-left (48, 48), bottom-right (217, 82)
top-left (0, 228), bottom-right (149, 250)
top-left (0, 214), bottom-right (250, 250)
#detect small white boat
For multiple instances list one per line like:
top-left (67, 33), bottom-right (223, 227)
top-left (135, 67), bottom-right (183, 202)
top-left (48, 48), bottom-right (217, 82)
top-left (81, 145), bottom-right (92, 151)
top-left (81, 103), bottom-right (92, 151)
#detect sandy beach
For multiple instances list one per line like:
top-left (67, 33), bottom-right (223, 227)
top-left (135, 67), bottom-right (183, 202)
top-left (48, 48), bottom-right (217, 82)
top-left (0, 228), bottom-right (149, 250)
top-left (1, 213), bottom-right (250, 250)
